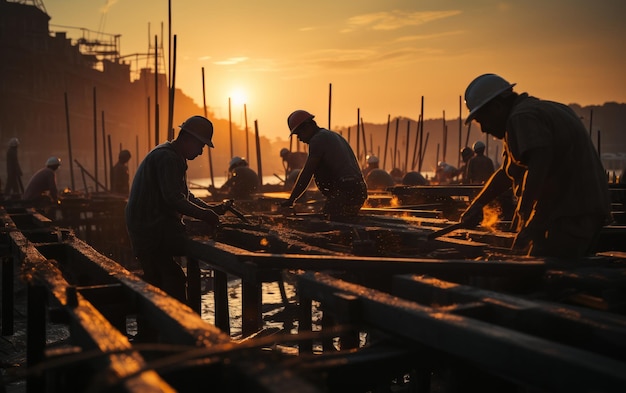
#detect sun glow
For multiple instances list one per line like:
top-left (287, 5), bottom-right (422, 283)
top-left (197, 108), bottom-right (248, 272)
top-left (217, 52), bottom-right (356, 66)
top-left (230, 88), bottom-right (248, 106)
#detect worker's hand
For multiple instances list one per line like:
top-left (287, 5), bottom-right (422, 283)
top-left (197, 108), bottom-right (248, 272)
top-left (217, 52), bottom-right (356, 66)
top-left (460, 203), bottom-right (483, 228)
top-left (201, 209), bottom-right (221, 226)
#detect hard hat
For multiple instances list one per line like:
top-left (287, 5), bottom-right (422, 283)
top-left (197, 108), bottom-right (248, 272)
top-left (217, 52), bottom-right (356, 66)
top-left (119, 149), bottom-right (131, 161)
top-left (280, 148), bottom-right (290, 158)
top-left (472, 140), bottom-right (486, 153)
top-left (287, 110), bottom-right (314, 134)
top-left (46, 156), bottom-right (61, 167)
top-left (228, 156), bottom-right (247, 171)
top-left (8, 137), bottom-right (19, 147)
top-left (366, 154), bottom-right (379, 164)
top-left (464, 74), bottom-right (516, 124)
top-left (179, 115), bottom-right (214, 147)
top-left (461, 147), bottom-right (474, 161)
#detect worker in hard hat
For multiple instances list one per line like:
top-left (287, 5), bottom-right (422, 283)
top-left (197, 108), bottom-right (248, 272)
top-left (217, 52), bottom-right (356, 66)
top-left (465, 140), bottom-right (494, 184)
top-left (279, 147), bottom-right (308, 189)
top-left (457, 146), bottom-right (475, 183)
top-left (210, 156), bottom-right (259, 200)
top-left (362, 154), bottom-right (380, 179)
top-left (5, 137), bottom-right (23, 197)
top-left (126, 115), bottom-right (228, 309)
top-left (22, 156), bottom-right (61, 212)
top-left (110, 149), bottom-right (132, 196)
top-left (460, 74), bottom-right (611, 257)
top-left (281, 110), bottom-right (367, 221)
top-left (434, 161), bottom-right (458, 184)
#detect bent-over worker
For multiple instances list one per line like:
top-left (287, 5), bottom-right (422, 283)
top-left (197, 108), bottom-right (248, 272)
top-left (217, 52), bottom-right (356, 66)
top-left (280, 110), bottom-right (367, 221)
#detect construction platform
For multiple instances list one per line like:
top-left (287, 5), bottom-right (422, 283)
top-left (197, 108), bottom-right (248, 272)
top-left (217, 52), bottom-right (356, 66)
top-left (1, 186), bottom-right (626, 392)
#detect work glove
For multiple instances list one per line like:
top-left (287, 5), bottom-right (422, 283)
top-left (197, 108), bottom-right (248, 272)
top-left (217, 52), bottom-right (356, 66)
top-left (201, 209), bottom-right (221, 227)
top-left (460, 203), bottom-right (483, 228)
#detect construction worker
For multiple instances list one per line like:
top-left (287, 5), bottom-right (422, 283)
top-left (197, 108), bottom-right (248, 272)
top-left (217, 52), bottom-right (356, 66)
top-left (362, 154), bottom-right (380, 179)
top-left (22, 157), bottom-right (61, 205)
top-left (5, 137), bottom-right (23, 197)
top-left (466, 141), bottom-right (495, 184)
top-left (280, 147), bottom-right (308, 174)
top-left (460, 73), bottom-right (611, 257)
top-left (457, 147), bottom-right (475, 183)
top-left (210, 156), bottom-right (259, 200)
top-left (281, 110), bottom-right (367, 221)
top-left (110, 149), bottom-right (132, 196)
top-left (125, 115), bottom-right (227, 306)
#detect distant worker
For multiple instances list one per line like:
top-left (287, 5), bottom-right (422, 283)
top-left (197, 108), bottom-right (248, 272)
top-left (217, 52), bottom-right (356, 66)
top-left (362, 154), bottom-right (379, 179)
top-left (457, 147), bottom-right (475, 183)
top-left (466, 141), bottom-right (495, 184)
top-left (460, 73), bottom-right (611, 258)
top-left (110, 149), bottom-right (132, 195)
top-left (365, 168), bottom-right (394, 191)
top-left (5, 137), bottom-right (23, 197)
top-left (280, 110), bottom-right (367, 220)
top-left (280, 147), bottom-right (308, 174)
top-left (280, 147), bottom-right (308, 189)
top-left (434, 161), bottom-right (457, 184)
top-left (126, 115), bottom-right (227, 305)
top-left (210, 156), bottom-right (259, 200)
top-left (23, 156), bottom-right (61, 207)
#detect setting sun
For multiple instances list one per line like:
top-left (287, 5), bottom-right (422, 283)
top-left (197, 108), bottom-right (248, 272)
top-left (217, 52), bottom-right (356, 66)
top-left (230, 88), bottom-right (248, 106)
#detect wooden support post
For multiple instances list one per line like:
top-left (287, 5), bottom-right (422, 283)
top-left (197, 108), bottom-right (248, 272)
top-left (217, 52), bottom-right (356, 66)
top-left (1, 256), bottom-right (14, 335)
top-left (186, 257), bottom-right (201, 314)
top-left (26, 285), bottom-right (47, 393)
top-left (241, 279), bottom-right (262, 337)
top-left (213, 269), bottom-right (230, 335)
top-left (298, 295), bottom-right (313, 355)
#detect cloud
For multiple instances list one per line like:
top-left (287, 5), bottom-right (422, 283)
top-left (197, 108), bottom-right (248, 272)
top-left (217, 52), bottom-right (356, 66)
top-left (198, 55), bottom-right (212, 61)
top-left (99, 0), bottom-right (120, 14)
top-left (345, 9), bottom-right (462, 32)
top-left (214, 57), bottom-right (249, 65)
top-left (394, 30), bottom-right (465, 43)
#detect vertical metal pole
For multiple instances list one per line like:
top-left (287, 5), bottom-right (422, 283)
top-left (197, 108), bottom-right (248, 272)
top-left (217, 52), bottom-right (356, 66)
top-left (328, 83), bottom-right (332, 130)
top-left (93, 87), bottom-right (98, 192)
top-left (101, 111), bottom-right (108, 190)
top-left (244, 104), bottom-right (250, 161)
top-left (201, 67), bottom-right (215, 187)
top-left (228, 97), bottom-right (233, 159)
top-left (254, 120), bottom-right (263, 188)
top-left (64, 92), bottom-right (76, 191)
top-left (383, 114), bottom-right (390, 171)
top-left (418, 96), bottom-right (425, 172)
top-left (154, 35), bottom-right (159, 146)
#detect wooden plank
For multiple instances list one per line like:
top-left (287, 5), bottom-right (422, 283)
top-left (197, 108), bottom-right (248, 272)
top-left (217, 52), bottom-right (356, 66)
top-left (293, 270), bottom-right (626, 393)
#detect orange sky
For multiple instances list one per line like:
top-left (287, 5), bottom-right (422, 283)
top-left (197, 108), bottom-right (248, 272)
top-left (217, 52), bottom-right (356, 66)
top-left (44, 0), bottom-right (626, 141)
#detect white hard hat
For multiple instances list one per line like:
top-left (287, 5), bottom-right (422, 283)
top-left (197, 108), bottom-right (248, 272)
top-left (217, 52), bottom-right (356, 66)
top-left (464, 74), bottom-right (516, 124)
top-left (8, 137), bottom-right (19, 147)
top-left (46, 156), bottom-right (61, 167)
top-left (366, 154), bottom-right (379, 164)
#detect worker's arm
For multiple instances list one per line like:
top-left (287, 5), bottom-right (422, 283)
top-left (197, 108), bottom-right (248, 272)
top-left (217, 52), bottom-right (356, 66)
top-left (460, 168), bottom-right (512, 227)
top-left (282, 154), bottom-right (320, 206)
top-left (511, 146), bottom-right (552, 250)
